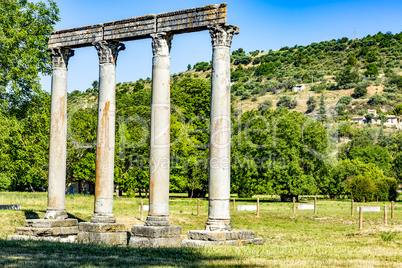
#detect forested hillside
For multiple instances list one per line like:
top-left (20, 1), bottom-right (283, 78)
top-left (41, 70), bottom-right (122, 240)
top-left (1, 30), bottom-right (402, 201)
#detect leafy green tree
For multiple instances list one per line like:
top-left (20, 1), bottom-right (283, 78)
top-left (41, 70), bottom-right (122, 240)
top-left (193, 61), bottom-right (209, 72)
top-left (365, 62), bottom-right (379, 77)
top-left (0, 0), bottom-right (60, 114)
top-left (392, 153), bottom-right (402, 182)
top-left (335, 66), bottom-right (359, 87)
top-left (347, 55), bottom-right (357, 66)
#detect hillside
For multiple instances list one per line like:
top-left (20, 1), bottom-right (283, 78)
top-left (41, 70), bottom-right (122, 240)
top-left (69, 31), bottom-right (402, 120)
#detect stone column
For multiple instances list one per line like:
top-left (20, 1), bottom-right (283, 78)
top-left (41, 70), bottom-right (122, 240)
top-left (129, 33), bottom-right (181, 248)
top-left (91, 41), bottom-right (125, 223)
top-left (146, 32), bottom-right (173, 226)
top-left (206, 25), bottom-right (239, 231)
top-left (45, 47), bottom-right (74, 220)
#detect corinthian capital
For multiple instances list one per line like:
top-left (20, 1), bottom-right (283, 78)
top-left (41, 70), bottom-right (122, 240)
top-left (151, 33), bottom-right (173, 57)
top-left (50, 48), bottom-right (74, 69)
top-left (209, 25), bottom-right (239, 48)
top-left (94, 41), bottom-right (126, 64)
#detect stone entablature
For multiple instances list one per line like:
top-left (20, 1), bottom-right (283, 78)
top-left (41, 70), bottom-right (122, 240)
top-left (48, 3), bottom-right (227, 50)
top-left (157, 3), bottom-right (226, 34)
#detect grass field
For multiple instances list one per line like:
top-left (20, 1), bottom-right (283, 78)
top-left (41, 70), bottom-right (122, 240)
top-left (0, 192), bottom-right (401, 267)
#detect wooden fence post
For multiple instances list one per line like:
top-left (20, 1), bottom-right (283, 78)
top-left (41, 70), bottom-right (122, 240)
top-left (293, 197), bottom-right (296, 214)
top-left (257, 198), bottom-right (260, 217)
top-left (359, 207), bottom-right (363, 230)
top-left (140, 200), bottom-right (144, 221)
top-left (351, 199), bottom-right (354, 217)
top-left (233, 198), bottom-right (236, 210)
top-left (391, 201), bottom-right (394, 219)
top-left (384, 205), bottom-right (387, 226)
top-left (197, 198), bottom-right (200, 217)
top-left (314, 197), bottom-right (317, 215)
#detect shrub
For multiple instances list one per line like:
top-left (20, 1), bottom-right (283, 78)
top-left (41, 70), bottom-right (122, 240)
top-left (234, 56), bottom-right (252, 65)
top-left (353, 81), bottom-right (369, 98)
top-left (338, 95), bottom-right (353, 106)
top-left (253, 57), bottom-right (262, 65)
top-left (241, 92), bottom-right (251, 100)
top-left (349, 175), bottom-right (377, 202)
top-left (258, 100), bottom-right (272, 114)
top-left (383, 93), bottom-right (396, 100)
top-left (251, 96), bottom-right (258, 102)
top-left (312, 83), bottom-right (327, 93)
top-left (368, 94), bottom-right (386, 105)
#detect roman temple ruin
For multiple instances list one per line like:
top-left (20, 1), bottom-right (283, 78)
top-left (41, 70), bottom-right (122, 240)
top-left (8, 3), bottom-right (263, 247)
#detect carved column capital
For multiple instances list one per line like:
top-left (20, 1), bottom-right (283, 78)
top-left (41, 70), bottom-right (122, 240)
top-left (94, 41), bottom-right (126, 64)
top-left (209, 25), bottom-right (239, 48)
top-left (50, 48), bottom-right (74, 69)
top-left (151, 33), bottom-right (173, 57)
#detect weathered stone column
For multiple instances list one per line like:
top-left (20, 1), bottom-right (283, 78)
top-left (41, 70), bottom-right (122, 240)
top-left (45, 47), bottom-right (75, 220)
top-left (8, 48), bottom-right (79, 243)
top-left (146, 32), bottom-right (173, 226)
top-left (206, 25), bottom-right (239, 231)
top-left (129, 33), bottom-right (181, 247)
top-left (77, 41), bottom-right (127, 246)
top-left (182, 25), bottom-right (263, 246)
top-left (91, 41), bottom-right (125, 223)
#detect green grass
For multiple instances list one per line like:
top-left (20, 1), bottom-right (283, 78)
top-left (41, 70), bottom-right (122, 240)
top-left (0, 192), bottom-right (401, 267)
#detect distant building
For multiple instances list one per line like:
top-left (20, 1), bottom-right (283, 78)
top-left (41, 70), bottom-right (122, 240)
top-left (350, 116), bottom-right (365, 124)
top-left (350, 114), bottom-right (400, 129)
top-left (292, 84), bottom-right (305, 92)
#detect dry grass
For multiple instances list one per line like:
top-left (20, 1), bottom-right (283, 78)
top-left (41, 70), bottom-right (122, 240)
top-left (0, 192), bottom-right (401, 267)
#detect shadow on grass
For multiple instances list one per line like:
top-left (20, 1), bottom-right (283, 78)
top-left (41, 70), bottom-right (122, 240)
top-left (22, 210), bottom-right (86, 223)
top-left (23, 210), bottom-right (40, 219)
top-left (0, 239), bottom-right (262, 267)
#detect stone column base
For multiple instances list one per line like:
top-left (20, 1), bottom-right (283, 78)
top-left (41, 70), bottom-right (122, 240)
top-left (7, 219), bottom-right (78, 243)
top-left (181, 230), bottom-right (264, 246)
top-left (77, 222), bottom-right (127, 246)
top-left (128, 225), bottom-right (182, 247)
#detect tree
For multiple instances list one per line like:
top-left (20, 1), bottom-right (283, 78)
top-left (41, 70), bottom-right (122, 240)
top-left (365, 63), bottom-right (379, 77)
top-left (347, 55), bottom-right (357, 66)
top-left (0, 0), bottom-right (60, 114)
top-left (187, 64), bottom-right (192, 71)
top-left (353, 83), bottom-right (368, 98)
top-left (393, 154), bottom-right (402, 182)
top-left (317, 93), bottom-right (327, 124)
top-left (335, 66), bottom-right (359, 87)
top-left (91, 80), bottom-right (98, 90)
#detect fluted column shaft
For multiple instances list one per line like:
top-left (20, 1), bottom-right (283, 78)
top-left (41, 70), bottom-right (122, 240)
top-left (45, 48), bottom-right (74, 220)
top-left (206, 25), bottom-right (239, 231)
top-left (91, 41), bottom-right (125, 223)
top-left (146, 33), bottom-right (173, 226)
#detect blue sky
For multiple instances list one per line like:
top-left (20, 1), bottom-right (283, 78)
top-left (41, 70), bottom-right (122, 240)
top-left (39, 0), bottom-right (402, 92)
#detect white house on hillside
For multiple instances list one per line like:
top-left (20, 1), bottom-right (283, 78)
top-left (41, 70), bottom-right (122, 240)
top-left (292, 84), bottom-right (305, 92)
